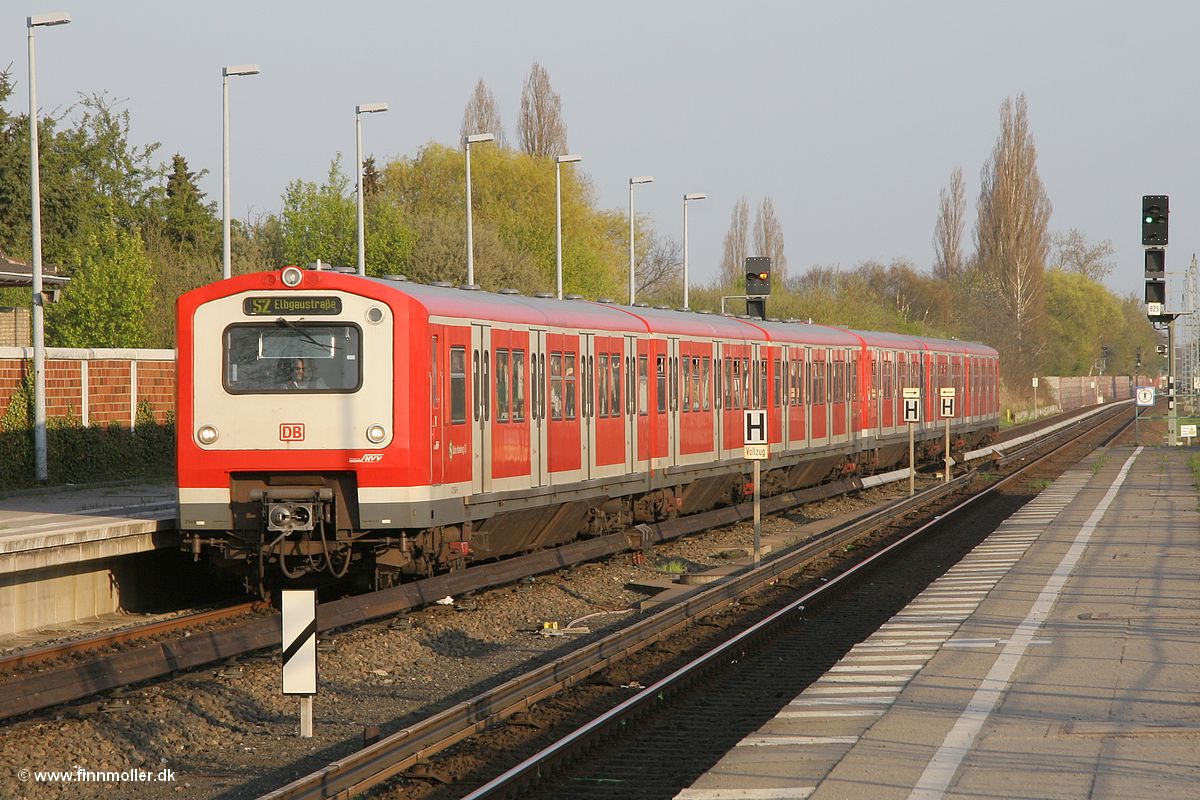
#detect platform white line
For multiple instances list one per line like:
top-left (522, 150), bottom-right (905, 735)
top-left (907, 447), bottom-right (1141, 800)
top-left (778, 709), bottom-right (883, 718)
top-left (738, 736), bottom-right (858, 747)
top-left (675, 787), bottom-right (815, 799)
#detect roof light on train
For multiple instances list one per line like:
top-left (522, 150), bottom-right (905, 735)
top-left (366, 424), bottom-right (387, 444)
top-left (281, 266), bottom-right (303, 287)
top-left (197, 425), bottom-right (219, 445)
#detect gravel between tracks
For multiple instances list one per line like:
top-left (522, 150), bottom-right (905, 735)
top-left (0, 482), bottom-right (910, 800)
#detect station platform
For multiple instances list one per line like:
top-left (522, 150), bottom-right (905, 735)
top-left (0, 482), bottom-right (176, 637)
top-left (676, 445), bottom-right (1200, 800)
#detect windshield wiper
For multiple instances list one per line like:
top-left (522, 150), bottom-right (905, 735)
top-left (275, 317), bottom-right (339, 353)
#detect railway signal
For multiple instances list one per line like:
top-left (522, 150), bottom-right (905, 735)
top-left (745, 256), bottom-right (771, 296)
top-left (1145, 248), bottom-right (1166, 307)
top-left (1142, 195), bottom-right (1168, 246)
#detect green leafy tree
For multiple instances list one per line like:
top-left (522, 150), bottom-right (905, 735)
top-left (47, 215), bottom-right (153, 347)
top-left (280, 156), bottom-right (357, 268)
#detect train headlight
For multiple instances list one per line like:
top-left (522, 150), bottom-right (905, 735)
top-left (281, 266), bottom-right (303, 287)
top-left (366, 306), bottom-right (385, 324)
top-left (366, 424), bottom-right (387, 444)
top-left (197, 425), bottom-right (219, 445)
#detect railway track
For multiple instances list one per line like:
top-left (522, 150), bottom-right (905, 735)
top-left (0, 405), bottom-right (1123, 729)
top-left (254, 403), bottom-right (1131, 800)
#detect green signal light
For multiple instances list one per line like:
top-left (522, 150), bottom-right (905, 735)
top-left (1145, 215), bottom-right (1155, 224)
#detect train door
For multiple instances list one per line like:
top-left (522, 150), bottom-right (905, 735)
top-left (626, 334), bottom-right (640, 475)
top-left (471, 323), bottom-right (492, 494)
top-left (778, 346), bottom-right (790, 449)
top-left (580, 333), bottom-right (594, 480)
top-left (529, 331), bottom-right (547, 486)
top-left (711, 341), bottom-right (723, 460)
top-left (430, 328), bottom-right (444, 486)
top-left (591, 334), bottom-right (626, 477)
top-left (546, 333), bottom-right (582, 484)
top-left (668, 337), bottom-right (680, 466)
top-left (436, 325), bottom-right (473, 489)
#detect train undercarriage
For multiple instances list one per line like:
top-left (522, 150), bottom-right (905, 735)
top-left (182, 428), bottom-right (995, 597)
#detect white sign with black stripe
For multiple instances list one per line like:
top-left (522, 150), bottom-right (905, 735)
top-left (282, 589), bottom-right (317, 695)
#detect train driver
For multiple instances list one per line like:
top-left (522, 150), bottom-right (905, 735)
top-left (283, 358), bottom-right (327, 390)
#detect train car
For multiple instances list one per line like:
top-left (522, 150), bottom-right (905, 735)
top-left (176, 266), bottom-right (998, 593)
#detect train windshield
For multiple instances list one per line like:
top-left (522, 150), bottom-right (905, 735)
top-left (222, 322), bottom-right (362, 393)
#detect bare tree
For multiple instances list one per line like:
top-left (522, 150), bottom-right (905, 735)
top-left (636, 231), bottom-right (682, 299)
top-left (752, 196), bottom-right (788, 284)
top-left (719, 196), bottom-right (751, 286)
top-left (516, 62), bottom-right (567, 157)
top-left (460, 77), bottom-right (507, 147)
top-left (1050, 228), bottom-right (1114, 282)
top-left (933, 166), bottom-right (966, 279)
top-left (974, 94), bottom-right (1052, 383)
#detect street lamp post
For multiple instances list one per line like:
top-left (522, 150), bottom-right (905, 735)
top-left (222, 63), bottom-right (260, 280)
top-left (682, 192), bottom-right (706, 310)
top-left (464, 132), bottom-right (494, 286)
top-left (554, 154), bottom-right (582, 299)
top-left (628, 176), bottom-right (654, 305)
top-left (355, 102), bottom-right (388, 276)
top-left (27, 11), bottom-right (71, 484)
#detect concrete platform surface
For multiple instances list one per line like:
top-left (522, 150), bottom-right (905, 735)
top-left (676, 446), bottom-right (1200, 800)
top-left (0, 482), bottom-right (175, 570)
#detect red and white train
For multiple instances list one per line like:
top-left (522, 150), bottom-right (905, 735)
top-left (176, 266), bottom-right (999, 592)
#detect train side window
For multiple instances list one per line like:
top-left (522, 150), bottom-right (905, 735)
top-left (627, 356), bottom-right (635, 415)
top-left (538, 354), bottom-right (545, 419)
top-left (715, 357), bottom-right (722, 410)
top-left (703, 356), bottom-right (711, 411)
top-left (599, 354), bottom-right (610, 417)
top-left (670, 356), bottom-right (678, 412)
top-left (496, 349), bottom-right (510, 422)
top-left (473, 349), bottom-right (480, 422)
top-left (691, 357), bottom-right (701, 411)
top-left (513, 349), bottom-right (525, 422)
top-left (483, 349), bottom-right (491, 421)
top-left (566, 353), bottom-right (578, 420)
top-left (742, 358), bottom-right (751, 409)
top-left (686, 355), bottom-right (696, 417)
top-left (730, 359), bottom-right (741, 410)
top-left (431, 337), bottom-right (439, 409)
top-left (611, 354), bottom-right (621, 417)
top-left (774, 358), bottom-right (782, 407)
top-left (550, 353), bottom-right (563, 420)
top-left (638, 355), bottom-right (648, 416)
top-left (662, 355), bottom-right (672, 412)
top-left (450, 346), bottom-right (467, 424)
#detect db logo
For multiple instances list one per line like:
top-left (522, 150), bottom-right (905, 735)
top-left (280, 423), bottom-right (306, 441)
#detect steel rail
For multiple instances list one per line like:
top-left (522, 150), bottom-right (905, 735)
top-left (258, 404), bottom-right (1128, 800)
top-left (459, 405), bottom-right (1133, 799)
top-left (0, 602), bottom-right (261, 674)
top-left (258, 476), bottom-right (979, 800)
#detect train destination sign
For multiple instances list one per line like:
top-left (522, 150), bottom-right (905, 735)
top-left (244, 296), bottom-right (343, 316)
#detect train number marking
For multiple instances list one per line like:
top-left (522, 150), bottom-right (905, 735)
top-left (280, 423), bottom-right (306, 441)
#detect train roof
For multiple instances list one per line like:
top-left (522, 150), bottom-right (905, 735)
top-left (181, 271), bottom-right (995, 357)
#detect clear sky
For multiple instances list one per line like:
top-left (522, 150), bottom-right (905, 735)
top-left (5, 1), bottom-right (1197, 302)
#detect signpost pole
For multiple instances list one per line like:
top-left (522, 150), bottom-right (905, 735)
top-left (908, 423), bottom-right (915, 497)
top-left (753, 459), bottom-right (761, 566)
top-left (1032, 376), bottom-right (1038, 421)
top-left (944, 415), bottom-right (951, 483)
top-left (1135, 405), bottom-right (1140, 447)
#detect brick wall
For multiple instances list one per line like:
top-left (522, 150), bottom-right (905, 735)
top-left (0, 347), bottom-right (175, 428)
